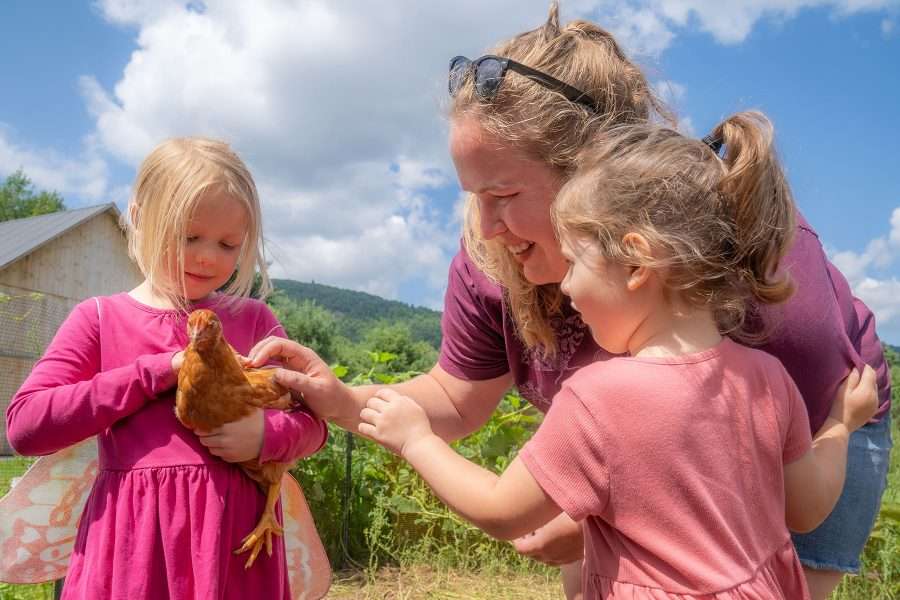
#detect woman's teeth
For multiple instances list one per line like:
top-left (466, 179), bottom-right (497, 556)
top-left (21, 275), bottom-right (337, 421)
top-left (509, 241), bottom-right (534, 255)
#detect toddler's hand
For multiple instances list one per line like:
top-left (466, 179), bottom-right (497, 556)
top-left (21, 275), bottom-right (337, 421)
top-left (358, 389), bottom-right (434, 457)
top-left (171, 351), bottom-right (185, 374)
top-left (829, 365), bottom-right (878, 433)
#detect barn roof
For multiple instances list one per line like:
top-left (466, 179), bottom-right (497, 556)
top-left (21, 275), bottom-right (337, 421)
top-left (0, 203), bottom-right (122, 272)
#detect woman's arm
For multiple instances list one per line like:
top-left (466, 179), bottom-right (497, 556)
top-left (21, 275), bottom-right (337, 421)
top-left (359, 389), bottom-right (561, 540)
top-left (784, 365), bottom-right (878, 532)
top-left (246, 337), bottom-right (512, 442)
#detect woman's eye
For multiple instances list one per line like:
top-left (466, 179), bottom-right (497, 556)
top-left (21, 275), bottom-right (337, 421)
top-left (220, 242), bottom-right (238, 250)
top-left (186, 236), bottom-right (199, 243)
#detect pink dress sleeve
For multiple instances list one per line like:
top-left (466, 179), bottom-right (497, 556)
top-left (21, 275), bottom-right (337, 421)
top-left (255, 303), bottom-right (327, 463)
top-left (518, 384), bottom-right (611, 521)
top-left (5, 299), bottom-right (177, 456)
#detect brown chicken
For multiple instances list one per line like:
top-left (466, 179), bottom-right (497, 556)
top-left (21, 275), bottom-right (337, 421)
top-left (175, 308), bottom-right (295, 569)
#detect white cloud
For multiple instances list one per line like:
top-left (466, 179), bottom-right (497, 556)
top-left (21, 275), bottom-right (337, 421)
top-left (829, 206), bottom-right (900, 343)
top-left (9, 0), bottom-right (892, 308)
top-left (0, 129), bottom-right (111, 202)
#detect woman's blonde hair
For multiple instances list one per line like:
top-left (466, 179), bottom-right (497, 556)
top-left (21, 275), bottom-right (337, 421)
top-left (455, 1), bottom-right (672, 355)
top-left (126, 137), bottom-right (272, 312)
top-left (553, 111), bottom-right (796, 338)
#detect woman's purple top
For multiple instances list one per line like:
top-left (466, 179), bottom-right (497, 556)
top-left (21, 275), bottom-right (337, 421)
top-left (439, 213), bottom-right (891, 431)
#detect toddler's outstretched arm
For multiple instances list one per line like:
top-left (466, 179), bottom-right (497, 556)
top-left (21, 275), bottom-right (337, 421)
top-left (360, 389), bottom-right (562, 540)
top-left (784, 365), bottom-right (879, 533)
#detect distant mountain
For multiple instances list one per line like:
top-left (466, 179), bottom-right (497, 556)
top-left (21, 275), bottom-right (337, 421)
top-left (272, 279), bottom-right (442, 346)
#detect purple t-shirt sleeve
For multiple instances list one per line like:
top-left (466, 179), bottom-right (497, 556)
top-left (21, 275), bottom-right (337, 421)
top-left (6, 299), bottom-right (177, 456)
top-left (438, 248), bottom-right (510, 381)
top-left (756, 217), bottom-right (886, 432)
top-left (254, 303), bottom-right (327, 463)
top-left (518, 384), bottom-right (611, 521)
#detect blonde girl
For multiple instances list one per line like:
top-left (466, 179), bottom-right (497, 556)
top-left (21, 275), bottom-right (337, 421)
top-left (7, 138), bottom-right (326, 599)
top-left (358, 114), bottom-right (878, 599)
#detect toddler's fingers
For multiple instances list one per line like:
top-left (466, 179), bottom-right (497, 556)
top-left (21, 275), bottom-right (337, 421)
top-left (358, 422), bottom-right (377, 439)
top-left (374, 388), bottom-right (402, 402)
top-left (859, 364), bottom-right (876, 391)
top-left (360, 407), bottom-right (380, 423)
top-left (366, 396), bottom-right (390, 411)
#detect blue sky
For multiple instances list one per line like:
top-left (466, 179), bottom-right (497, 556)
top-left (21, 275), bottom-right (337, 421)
top-left (1, 1), bottom-right (899, 342)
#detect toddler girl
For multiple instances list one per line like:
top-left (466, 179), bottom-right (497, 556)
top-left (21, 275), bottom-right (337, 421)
top-left (6, 138), bottom-right (327, 599)
top-left (359, 113), bottom-right (878, 599)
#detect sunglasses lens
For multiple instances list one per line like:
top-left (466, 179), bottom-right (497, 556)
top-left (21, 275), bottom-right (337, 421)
top-left (448, 56), bottom-right (471, 96)
top-left (474, 58), bottom-right (504, 98)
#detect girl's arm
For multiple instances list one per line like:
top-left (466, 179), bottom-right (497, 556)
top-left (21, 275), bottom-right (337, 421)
top-left (784, 365), bottom-right (878, 533)
top-left (6, 300), bottom-right (177, 456)
top-left (360, 389), bottom-right (561, 540)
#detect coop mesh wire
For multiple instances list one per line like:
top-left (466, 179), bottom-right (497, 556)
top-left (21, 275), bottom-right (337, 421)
top-left (0, 285), bottom-right (77, 459)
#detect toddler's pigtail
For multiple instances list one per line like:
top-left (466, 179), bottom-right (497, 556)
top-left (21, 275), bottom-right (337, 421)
top-left (707, 111), bottom-right (796, 306)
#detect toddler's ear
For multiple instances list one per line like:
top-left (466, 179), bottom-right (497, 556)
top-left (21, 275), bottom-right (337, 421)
top-left (620, 232), bottom-right (654, 291)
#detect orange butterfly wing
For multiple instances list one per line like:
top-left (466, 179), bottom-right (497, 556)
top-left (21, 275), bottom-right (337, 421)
top-left (0, 438), bottom-right (98, 583)
top-left (281, 472), bottom-right (331, 600)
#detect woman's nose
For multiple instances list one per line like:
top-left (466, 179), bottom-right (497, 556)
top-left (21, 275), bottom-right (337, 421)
top-left (479, 200), bottom-right (507, 240)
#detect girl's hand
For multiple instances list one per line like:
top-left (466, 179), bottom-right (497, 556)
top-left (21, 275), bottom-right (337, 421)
top-left (171, 351), bottom-right (185, 374)
top-left (195, 408), bottom-right (265, 462)
top-left (829, 365), bottom-right (878, 433)
top-left (358, 389), bottom-right (435, 457)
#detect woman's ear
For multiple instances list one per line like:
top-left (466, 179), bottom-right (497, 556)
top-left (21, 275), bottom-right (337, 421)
top-left (621, 232), bottom-right (653, 292)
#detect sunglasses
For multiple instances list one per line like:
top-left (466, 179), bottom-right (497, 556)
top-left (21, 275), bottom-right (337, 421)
top-left (449, 55), bottom-right (598, 112)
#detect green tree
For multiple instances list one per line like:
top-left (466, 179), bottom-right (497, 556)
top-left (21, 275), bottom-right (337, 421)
top-left (267, 293), bottom-right (340, 363)
top-left (0, 170), bottom-right (65, 222)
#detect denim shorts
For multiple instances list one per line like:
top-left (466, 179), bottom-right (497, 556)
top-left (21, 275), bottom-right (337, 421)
top-left (791, 414), bottom-right (893, 573)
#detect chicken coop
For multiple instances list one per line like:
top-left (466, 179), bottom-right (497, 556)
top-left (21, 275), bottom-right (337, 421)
top-left (0, 204), bottom-right (143, 457)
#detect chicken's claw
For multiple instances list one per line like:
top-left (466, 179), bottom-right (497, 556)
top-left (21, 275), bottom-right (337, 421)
top-left (235, 507), bottom-right (283, 569)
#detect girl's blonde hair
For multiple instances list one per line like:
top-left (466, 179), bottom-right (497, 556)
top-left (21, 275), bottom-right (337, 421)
top-left (455, 1), bottom-right (672, 355)
top-left (126, 137), bottom-right (272, 312)
top-left (553, 111), bottom-right (796, 338)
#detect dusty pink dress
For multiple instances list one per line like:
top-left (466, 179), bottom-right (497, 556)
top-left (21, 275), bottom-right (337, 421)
top-left (519, 339), bottom-right (812, 599)
top-left (7, 293), bottom-right (327, 600)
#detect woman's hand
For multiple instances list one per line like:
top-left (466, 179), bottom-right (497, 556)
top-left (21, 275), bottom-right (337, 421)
top-left (512, 512), bottom-right (584, 565)
top-left (358, 389), bottom-right (437, 458)
top-left (829, 364), bottom-right (878, 433)
top-left (195, 408), bottom-right (265, 463)
top-left (246, 337), bottom-right (352, 422)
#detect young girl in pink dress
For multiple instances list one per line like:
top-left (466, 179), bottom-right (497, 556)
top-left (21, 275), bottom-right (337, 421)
top-left (358, 113), bottom-right (879, 599)
top-left (6, 138), bottom-right (327, 599)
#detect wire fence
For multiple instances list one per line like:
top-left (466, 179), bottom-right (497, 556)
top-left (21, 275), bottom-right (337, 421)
top-left (0, 285), bottom-right (76, 456)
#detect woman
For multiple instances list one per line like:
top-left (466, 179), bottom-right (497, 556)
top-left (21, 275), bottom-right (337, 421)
top-left (247, 4), bottom-right (892, 598)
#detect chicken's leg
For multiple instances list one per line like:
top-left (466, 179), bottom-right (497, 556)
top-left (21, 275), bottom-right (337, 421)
top-left (235, 480), bottom-right (283, 568)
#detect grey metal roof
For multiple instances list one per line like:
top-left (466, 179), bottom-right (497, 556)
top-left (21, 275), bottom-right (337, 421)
top-left (0, 203), bottom-right (122, 272)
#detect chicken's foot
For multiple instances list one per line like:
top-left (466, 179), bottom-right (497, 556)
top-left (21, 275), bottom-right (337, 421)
top-left (235, 481), bottom-right (283, 568)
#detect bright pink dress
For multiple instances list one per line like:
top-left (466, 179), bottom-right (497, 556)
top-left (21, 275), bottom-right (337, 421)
top-left (6, 293), bottom-right (327, 600)
top-left (519, 339), bottom-right (812, 599)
